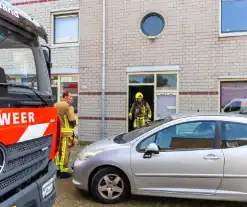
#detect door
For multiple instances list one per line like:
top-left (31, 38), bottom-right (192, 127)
top-left (218, 121), bottom-right (247, 195)
top-left (128, 85), bottom-right (154, 131)
top-left (157, 92), bottom-right (176, 120)
top-left (60, 76), bottom-right (79, 113)
top-left (131, 120), bottom-right (224, 195)
top-left (51, 75), bottom-right (58, 103)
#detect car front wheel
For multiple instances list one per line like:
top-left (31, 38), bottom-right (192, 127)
top-left (90, 167), bottom-right (130, 204)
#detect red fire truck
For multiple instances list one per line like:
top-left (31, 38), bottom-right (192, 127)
top-left (0, 1), bottom-right (60, 206)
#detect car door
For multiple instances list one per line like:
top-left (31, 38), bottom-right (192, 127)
top-left (131, 119), bottom-right (224, 196)
top-left (217, 121), bottom-right (247, 196)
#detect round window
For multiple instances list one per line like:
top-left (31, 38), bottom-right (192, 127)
top-left (141, 13), bottom-right (165, 37)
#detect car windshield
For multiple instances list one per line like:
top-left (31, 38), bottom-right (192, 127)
top-left (121, 116), bottom-right (173, 143)
top-left (0, 26), bottom-right (38, 89)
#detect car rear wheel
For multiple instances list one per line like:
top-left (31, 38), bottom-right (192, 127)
top-left (90, 167), bottom-right (130, 204)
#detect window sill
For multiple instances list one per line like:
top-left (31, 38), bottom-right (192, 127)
top-left (219, 32), bottom-right (247, 38)
top-left (51, 43), bottom-right (79, 49)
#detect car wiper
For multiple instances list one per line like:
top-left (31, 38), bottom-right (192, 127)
top-left (0, 83), bottom-right (49, 106)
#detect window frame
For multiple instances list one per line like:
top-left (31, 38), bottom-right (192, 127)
top-left (136, 120), bottom-right (221, 153)
top-left (219, 0), bottom-right (247, 37)
top-left (219, 80), bottom-right (247, 112)
top-left (140, 12), bottom-right (165, 38)
top-left (51, 10), bottom-right (80, 47)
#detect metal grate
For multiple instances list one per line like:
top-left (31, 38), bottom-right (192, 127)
top-left (6, 136), bottom-right (52, 156)
top-left (0, 159), bottom-right (45, 190)
top-left (3, 150), bottom-right (46, 173)
top-left (0, 136), bottom-right (52, 198)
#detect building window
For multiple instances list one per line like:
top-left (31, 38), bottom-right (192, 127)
top-left (220, 81), bottom-right (247, 113)
top-left (129, 74), bottom-right (154, 84)
top-left (156, 74), bottom-right (177, 90)
top-left (221, 0), bottom-right (247, 35)
top-left (60, 76), bottom-right (79, 113)
top-left (53, 12), bottom-right (79, 44)
top-left (141, 13), bottom-right (165, 37)
top-left (50, 75), bottom-right (79, 113)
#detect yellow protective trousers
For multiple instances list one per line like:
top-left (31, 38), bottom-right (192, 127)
top-left (133, 117), bottom-right (146, 129)
top-left (55, 114), bottom-right (74, 172)
top-left (54, 136), bottom-right (72, 172)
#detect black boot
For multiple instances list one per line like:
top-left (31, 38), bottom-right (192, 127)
top-left (59, 172), bottom-right (72, 179)
top-left (56, 170), bottom-right (60, 178)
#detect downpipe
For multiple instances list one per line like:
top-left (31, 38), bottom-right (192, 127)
top-left (101, 0), bottom-right (106, 139)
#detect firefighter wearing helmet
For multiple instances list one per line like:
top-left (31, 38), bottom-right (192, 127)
top-left (129, 92), bottom-right (152, 129)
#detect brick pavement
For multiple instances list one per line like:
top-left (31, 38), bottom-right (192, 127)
top-left (53, 146), bottom-right (244, 207)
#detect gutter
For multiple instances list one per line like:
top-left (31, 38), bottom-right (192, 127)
top-left (101, 0), bottom-right (106, 139)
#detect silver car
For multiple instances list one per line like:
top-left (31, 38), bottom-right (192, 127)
top-left (72, 114), bottom-right (247, 204)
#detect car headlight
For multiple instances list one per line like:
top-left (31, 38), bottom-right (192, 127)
top-left (78, 150), bottom-right (103, 160)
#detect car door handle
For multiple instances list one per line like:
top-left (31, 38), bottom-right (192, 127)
top-left (203, 154), bottom-right (220, 160)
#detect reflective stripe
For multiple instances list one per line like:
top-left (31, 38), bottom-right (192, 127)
top-left (57, 114), bottom-right (73, 173)
top-left (136, 117), bottom-right (145, 120)
top-left (60, 137), bottom-right (68, 173)
top-left (54, 153), bottom-right (60, 170)
top-left (61, 128), bottom-right (73, 132)
top-left (133, 118), bottom-right (146, 129)
top-left (60, 167), bottom-right (69, 173)
top-left (61, 114), bottom-right (74, 135)
top-left (64, 114), bottom-right (69, 128)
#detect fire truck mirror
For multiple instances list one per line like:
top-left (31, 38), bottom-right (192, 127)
top-left (43, 49), bottom-right (49, 62)
top-left (0, 67), bottom-right (8, 106)
top-left (42, 49), bottom-right (51, 77)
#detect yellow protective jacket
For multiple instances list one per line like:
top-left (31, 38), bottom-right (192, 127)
top-left (54, 98), bottom-right (78, 137)
top-left (129, 100), bottom-right (152, 119)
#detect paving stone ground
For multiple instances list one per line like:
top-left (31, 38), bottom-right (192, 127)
top-left (53, 146), bottom-right (245, 207)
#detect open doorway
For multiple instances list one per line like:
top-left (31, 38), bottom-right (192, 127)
top-left (128, 85), bottom-right (154, 131)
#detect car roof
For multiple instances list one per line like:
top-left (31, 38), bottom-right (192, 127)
top-left (170, 112), bottom-right (247, 120)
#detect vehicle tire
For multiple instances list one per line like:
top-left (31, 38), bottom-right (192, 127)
top-left (90, 167), bottom-right (130, 204)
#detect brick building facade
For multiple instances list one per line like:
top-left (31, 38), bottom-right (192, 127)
top-left (79, 0), bottom-right (247, 141)
top-left (4, 0), bottom-right (247, 141)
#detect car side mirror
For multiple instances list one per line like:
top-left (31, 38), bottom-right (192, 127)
top-left (143, 143), bottom-right (159, 159)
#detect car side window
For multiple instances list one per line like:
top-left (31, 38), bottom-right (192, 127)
top-left (137, 121), bottom-right (217, 151)
top-left (224, 101), bottom-right (241, 112)
top-left (138, 134), bottom-right (156, 150)
top-left (221, 121), bottom-right (247, 148)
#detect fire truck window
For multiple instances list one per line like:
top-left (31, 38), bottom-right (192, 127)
top-left (0, 27), bottom-right (36, 89)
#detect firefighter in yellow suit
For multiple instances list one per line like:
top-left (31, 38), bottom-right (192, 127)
top-left (54, 91), bottom-right (78, 179)
top-left (129, 92), bottom-right (152, 129)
